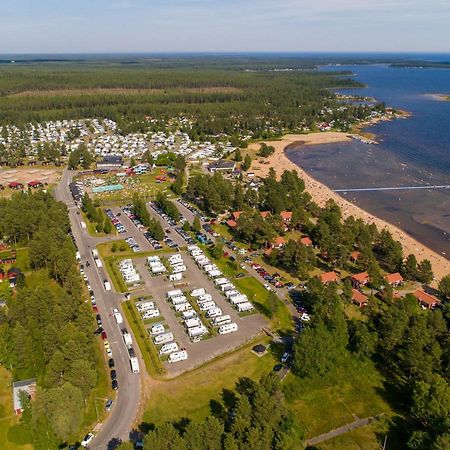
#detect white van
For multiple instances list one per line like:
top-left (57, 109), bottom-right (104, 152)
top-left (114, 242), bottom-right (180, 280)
top-left (159, 342), bottom-right (179, 355)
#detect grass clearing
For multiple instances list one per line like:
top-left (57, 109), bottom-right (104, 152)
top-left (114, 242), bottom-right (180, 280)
top-left (122, 300), bottom-right (166, 377)
top-left (284, 360), bottom-right (393, 439)
top-left (143, 337), bottom-right (276, 425)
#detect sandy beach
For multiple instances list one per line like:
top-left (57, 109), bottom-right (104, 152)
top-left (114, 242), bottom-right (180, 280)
top-left (249, 132), bottom-right (450, 285)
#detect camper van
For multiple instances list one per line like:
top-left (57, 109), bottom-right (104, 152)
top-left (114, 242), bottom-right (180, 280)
top-left (159, 342), bottom-right (179, 355)
top-left (182, 310), bottom-right (197, 320)
top-left (218, 322), bottom-right (238, 335)
top-left (212, 315), bottom-right (232, 326)
top-left (168, 350), bottom-right (188, 363)
top-left (130, 357), bottom-right (140, 373)
top-left (142, 309), bottom-right (160, 319)
top-left (169, 272), bottom-right (183, 282)
top-left (237, 302), bottom-right (253, 313)
top-left (188, 325), bottom-right (208, 338)
top-left (154, 332), bottom-right (174, 345)
top-left (206, 307), bottom-right (222, 318)
top-left (150, 324), bottom-right (165, 335)
top-left (191, 288), bottom-right (206, 297)
top-left (199, 301), bottom-right (216, 311)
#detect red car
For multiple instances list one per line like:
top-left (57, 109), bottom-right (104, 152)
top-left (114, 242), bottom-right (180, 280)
top-left (101, 331), bottom-right (107, 340)
top-left (93, 305), bottom-right (98, 312)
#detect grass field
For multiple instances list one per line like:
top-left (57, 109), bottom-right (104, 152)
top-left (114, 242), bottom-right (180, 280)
top-left (142, 337), bottom-right (275, 425)
top-left (284, 360), bottom-right (393, 440)
top-left (314, 420), bottom-right (388, 450)
top-left (0, 367), bottom-right (33, 450)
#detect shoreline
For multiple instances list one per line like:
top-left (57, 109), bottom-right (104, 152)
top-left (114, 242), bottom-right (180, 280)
top-left (424, 93), bottom-right (450, 102)
top-left (249, 131), bottom-right (450, 285)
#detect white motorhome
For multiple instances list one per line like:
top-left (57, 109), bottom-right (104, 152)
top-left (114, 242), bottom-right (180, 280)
top-left (142, 309), bottom-right (160, 319)
top-left (154, 332), bottom-right (174, 345)
top-left (208, 269), bottom-right (222, 278)
top-left (225, 290), bottom-right (240, 298)
top-left (188, 325), bottom-right (208, 338)
top-left (191, 288), bottom-right (206, 297)
top-left (184, 318), bottom-right (201, 328)
top-left (95, 258), bottom-right (103, 268)
top-left (229, 294), bottom-right (248, 305)
top-left (182, 310), bottom-right (197, 320)
top-left (136, 301), bottom-right (155, 312)
top-left (219, 322), bottom-right (238, 334)
top-left (199, 301), bottom-right (216, 311)
top-left (237, 302), bottom-right (254, 312)
top-left (150, 324), bottom-right (165, 335)
top-left (198, 293), bottom-right (213, 302)
top-left (104, 280), bottom-right (111, 291)
top-left (167, 289), bottom-right (183, 299)
top-left (220, 283), bottom-right (234, 292)
top-left (130, 357), bottom-right (140, 373)
top-left (212, 315), bottom-right (232, 326)
top-left (159, 342), bottom-right (179, 355)
top-left (206, 307), bottom-right (222, 318)
top-left (171, 295), bottom-right (187, 305)
top-left (92, 249), bottom-right (99, 259)
top-left (168, 350), bottom-right (188, 363)
top-left (113, 309), bottom-right (123, 324)
top-left (172, 265), bottom-right (186, 274)
top-left (122, 331), bottom-right (133, 347)
top-left (169, 272), bottom-right (183, 282)
top-left (174, 302), bottom-right (191, 312)
top-left (214, 278), bottom-right (228, 286)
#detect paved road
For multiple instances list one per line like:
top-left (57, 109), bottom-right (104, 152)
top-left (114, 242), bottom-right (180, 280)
top-left (54, 170), bottom-right (142, 449)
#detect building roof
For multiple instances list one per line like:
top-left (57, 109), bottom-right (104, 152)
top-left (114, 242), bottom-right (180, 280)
top-left (13, 379), bottom-right (36, 413)
top-left (208, 160), bottom-right (236, 171)
top-left (252, 344), bottom-right (266, 354)
top-left (232, 211), bottom-right (242, 221)
top-left (350, 251), bottom-right (361, 260)
top-left (413, 289), bottom-right (441, 308)
top-left (351, 272), bottom-right (369, 283)
top-left (272, 236), bottom-right (286, 247)
top-left (260, 211), bottom-right (271, 219)
top-left (226, 220), bottom-right (237, 228)
top-left (100, 155), bottom-right (123, 165)
top-left (352, 289), bottom-right (368, 306)
top-left (280, 211), bottom-right (292, 221)
top-left (384, 272), bottom-right (404, 285)
top-left (320, 271), bottom-right (340, 284)
top-left (300, 236), bottom-right (312, 246)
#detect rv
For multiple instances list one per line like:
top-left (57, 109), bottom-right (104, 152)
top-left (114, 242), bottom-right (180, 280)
top-left (130, 357), bottom-right (140, 373)
top-left (136, 301), bottom-right (155, 312)
top-left (188, 325), bottom-right (208, 338)
top-left (104, 280), bottom-right (111, 291)
top-left (184, 318), bottom-right (201, 328)
top-left (150, 324), bottom-right (165, 335)
top-left (154, 332), bottom-right (174, 345)
top-left (229, 294), bottom-right (248, 305)
top-left (199, 301), bottom-right (216, 311)
top-left (92, 249), bottom-right (99, 259)
top-left (208, 269), bottom-right (222, 278)
top-left (212, 315), bottom-right (232, 326)
top-left (237, 302), bottom-right (253, 312)
top-left (113, 309), bottom-right (123, 324)
top-left (167, 289), bottom-right (183, 299)
top-left (191, 288), bottom-right (206, 297)
top-left (225, 290), bottom-right (240, 298)
top-left (95, 258), bottom-right (103, 268)
top-left (214, 278), bottom-right (228, 286)
top-left (172, 265), bottom-right (186, 274)
top-left (172, 296), bottom-right (188, 305)
top-left (168, 350), bottom-right (188, 363)
top-left (206, 307), bottom-right (222, 318)
top-left (218, 322), bottom-right (238, 335)
top-left (122, 331), bottom-right (133, 347)
top-left (174, 302), bottom-right (191, 312)
top-left (142, 309), bottom-right (160, 319)
top-left (159, 342), bottom-right (179, 355)
top-left (182, 310), bottom-right (197, 320)
top-left (198, 293), bottom-right (212, 303)
top-left (169, 272), bottom-right (183, 282)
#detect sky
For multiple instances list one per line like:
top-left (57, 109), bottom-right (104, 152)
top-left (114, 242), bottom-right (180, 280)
top-left (2, 0), bottom-right (450, 54)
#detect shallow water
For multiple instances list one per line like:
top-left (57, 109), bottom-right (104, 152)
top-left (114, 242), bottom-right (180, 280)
top-left (286, 64), bottom-right (450, 258)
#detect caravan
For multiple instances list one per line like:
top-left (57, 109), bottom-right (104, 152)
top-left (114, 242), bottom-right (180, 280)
top-left (206, 307), bottom-right (222, 318)
top-left (168, 350), bottom-right (188, 363)
top-left (159, 342), bottom-right (179, 355)
top-left (218, 323), bottom-right (238, 335)
top-left (154, 332), bottom-right (174, 345)
top-left (212, 315), bottom-right (232, 326)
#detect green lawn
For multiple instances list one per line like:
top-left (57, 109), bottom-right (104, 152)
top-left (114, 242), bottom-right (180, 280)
top-left (284, 360), bottom-right (393, 439)
top-left (143, 337), bottom-right (276, 425)
top-left (314, 420), bottom-right (388, 450)
top-left (0, 367), bottom-right (33, 450)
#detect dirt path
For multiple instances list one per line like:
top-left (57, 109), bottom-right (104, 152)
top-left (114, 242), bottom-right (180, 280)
top-left (305, 415), bottom-right (381, 447)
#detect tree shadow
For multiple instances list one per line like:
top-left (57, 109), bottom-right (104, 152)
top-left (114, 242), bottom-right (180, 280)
top-left (221, 388), bottom-right (237, 411)
top-left (209, 399), bottom-right (225, 420)
top-left (107, 437), bottom-right (122, 450)
top-left (173, 417), bottom-right (191, 435)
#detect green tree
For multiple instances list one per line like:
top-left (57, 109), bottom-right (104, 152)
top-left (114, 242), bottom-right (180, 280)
top-left (242, 154), bottom-right (252, 171)
top-left (438, 275), bottom-right (450, 299)
top-left (234, 148), bottom-right (242, 162)
top-left (192, 216), bottom-right (201, 233)
top-left (417, 259), bottom-right (433, 284)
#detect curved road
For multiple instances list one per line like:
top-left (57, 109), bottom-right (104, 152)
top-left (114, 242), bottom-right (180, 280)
top-left (54, 170), bottom-right (142, 449)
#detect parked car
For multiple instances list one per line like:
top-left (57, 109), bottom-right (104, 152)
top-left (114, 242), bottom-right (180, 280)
top-left (112, 379), bottom-right (118, 390)
top-left (110, 369), bottom-right (117, 380)
top-left (105, 399), bottom-right (113, 412)
top-left (81, 433), bottom-right (95, 448)
top-left (108, 358), bottom-right (115, 368)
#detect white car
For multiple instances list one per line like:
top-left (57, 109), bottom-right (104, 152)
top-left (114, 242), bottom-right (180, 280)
top-left (81, 432), bottom-right (95, 447)
top-left (264, 284), bottom-right (272, 291)
top-left (300, 313), bottom-right (311, 322)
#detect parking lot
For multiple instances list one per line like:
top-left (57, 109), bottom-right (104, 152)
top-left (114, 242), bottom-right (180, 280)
top-left (130, 250), bottom-right (267, 376)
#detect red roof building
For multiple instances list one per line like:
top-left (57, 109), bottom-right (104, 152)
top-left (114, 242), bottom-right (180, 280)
top-left (384, 272), bottom-right (404, 286)
top-left (8, 182), bottom-right (23, 190)
top-left (271, 236), bottom-right (286, 249)
top-left (350, 251), bottom-right (361, 262)
top-left (319, 271), bottom-right (340, 284)
top-left (351, 272), bottom-right (370, 288)
top-left (27, 180), bottom-right (43, 188)
top-left (352, 289), bottom-right (368, 307)
top-left (260, 211), bottom-right (271, 219)
top-left (280, 211), bottom-right (292, 222)
top-left (226, 220), bottom-right (237, 229)
top-left (299, 236), bottom-right (312, 246)
top-left (413, 290), bottom-right (441, 310)
top-left (231, 211), bottom-right (242, 221)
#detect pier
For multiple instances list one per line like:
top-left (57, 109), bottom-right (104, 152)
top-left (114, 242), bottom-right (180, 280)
top-left (333, 185), bottom-right (450, 193)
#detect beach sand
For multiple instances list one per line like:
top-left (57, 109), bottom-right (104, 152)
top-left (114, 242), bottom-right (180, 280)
top-left (249, 132), bottom-right (450, 285)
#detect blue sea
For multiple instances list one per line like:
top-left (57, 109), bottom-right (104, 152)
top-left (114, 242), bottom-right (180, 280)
top-left (286, 63), bottom-right (450, 258)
